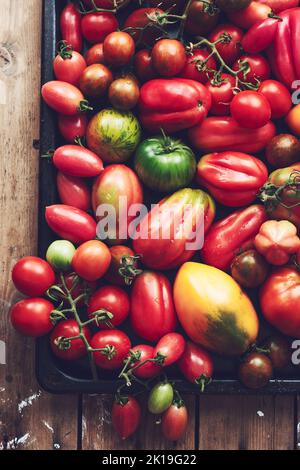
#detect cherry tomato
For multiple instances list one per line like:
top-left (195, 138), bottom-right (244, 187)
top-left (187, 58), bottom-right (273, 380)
top-left (228, 1), bottom-right (272, 29)
top-left (72, 240), bottom-right (111, 282)
top-left (53, 48), bottom-right (87, 86)
top-left (109, 77), bottom-right (140, 111)
top-left (230, 91), bottom-right (271, 129)
top-left (51, 320), bottom-right (91, 361)
top-left (134, 49), bottom-right (157, 83)
top-left (87, 285), bottom-right (130, 328)
top-left (179, 49), bottom-right (217, 84)
top-left (239, 352), bottom-right (273, 389)
top-left (60, 4), bottom-right (83, 52)
top-left (79, 64), bottom-right (113, 99)
top-left (52, 145), bottom-right (104, 178)
top-left (10, 298), bottom-right (54, 338)
top-left (42, 81), bottom-right (90, 116)
top-left (56, 273), bottom-right (96, 307)
top-left (152, 39), bottom-right (186, 78)
top-left (154, 333), bottom-right (186, 367)
top-left (259, 80), bottom-right (292, 119)
top-left (262, 335), bottom-right (291, 371)
top-left (57, 173), bottom-right (91, 212)
top-left (81, 12), bottom-right (119, 44)
top-left (130, 345), bottom-right (162, 379)
top-left (209, 24), bottom-right (243, 65)
top-left (85, 43), bottom-right (106, 66)
top-left (46, 240), bottom-right (76, 272)
top-left (162, 403), bottom-right (188, 441)
top-left (112, 396), bottom-right (141, 441)
top-left (91, 329), bottom-right (131, 370)
top-left (231, 249), bottom-right (269, 289)
top-left (233, 54), bottom-right (270, 85)
top-left (103, 32), bottom-right (135, 67)
top-left (205, 73), bottom-right (236, 115)
top-left (185, 1), bottom-right (219, 36)
top-left (58, 114), bottom-right (88, 143)
top-left (124, 7), bottom-right (164, 47)
top-left (286, 104), bottom-right (300, 136)
top-left (178, 342), bottom-right (214, 391)
top-left (265, 134), bottom-right (300, 168)
top-left (148, 382), bottom-right (174, 415)
top-left (105, 246), bottom-right (140, 286)
top-left (12, 257), bottom-right (55, 297)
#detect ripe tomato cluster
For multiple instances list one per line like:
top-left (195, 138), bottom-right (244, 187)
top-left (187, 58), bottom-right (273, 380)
top-left (9, 0), bottom-right (300, 441)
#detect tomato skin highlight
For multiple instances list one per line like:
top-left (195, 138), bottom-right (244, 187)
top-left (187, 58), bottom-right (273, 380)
top-left (112, 397), bottom-right (141, 440)
top-left (51, 320), bottom-right (91, 361)
top-left (10, 298), bottom-right (54, 338)
top-left (53, 145), bottom-right (104, 178)
top-left (57, 173), bottom-right (91, 211)
top-left (88, 285), bottom-right (130, 328)
top-left (91, 330), bottom-right (131, 370)
top-left (162, 404), bottom-right (188, 441)
top-left (12, 256), bottom-right (55, 297)
top-left (60, 4), bottom-right (83, 52)
top-left (72, 240), bottom-right (111, 282)
top-left (58, 114), bottom-right (88, 143)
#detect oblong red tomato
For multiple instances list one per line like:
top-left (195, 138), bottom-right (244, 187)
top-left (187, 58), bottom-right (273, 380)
top-left (197, 152), bottom-right (268, 207)
top-left (178, 341), bottom-right (214, 389)
top-left (153, 333), bottom-right (186, 367)
top-left (58, 114), bottom-right (88, 143)
top-left (57, 173), bottom-right (91, 211)
top-left (60, 3), bottom-right (83, 52)
top-left (201, 205), bottom-right (267, 271)
top-left (42, 81), bottom-right (90, 116)
top-left (53, 145), bottom-right (104, 178)
top-left (133, 188), bottom-right (215, 270)
top-left (112, 397), bottom-right (141, 441)
top-left (45, 205), bottom-right (97, 245)
top-left (130, 272), bottom-right (177, 342)
top-left (161, 403), bottom-right (188, 442)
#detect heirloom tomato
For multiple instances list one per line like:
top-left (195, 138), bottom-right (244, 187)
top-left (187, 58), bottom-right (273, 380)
top-left (85, 43), bottom-right (106, 66)
top-left (151, 39), bottom-right (186, 77)
top-left (255, 220), bottom-right (300, 265)
top-left (185, 1), bottom-right (219, 36)
top-left (230, 91), bottom-right (271, 129)
top-left (129, 345), bottom-right (162, 379)
top-left (51, 320), bottom-right (91, 361)
top-left (72, 240), bottom-right (111, 282)
top-left (10, 299), bottom-right (54, 338)
top-left (154, 333), bottom-right (186, 367)
top-left (12, 257), bottom-right (55, 297)
top-left (81, 13), bottom-right (119, 44)
top-left (109, 76), bottom-right (140, 111)
top-left (265, 134), bottom-right (300, 168)
top-left (58, 114), bottom-right (88, 144)
top-left (42, 81), bottom-right (91, 116)
top-left (262, 335), bottom-right (291, 370)
top-left (231, 250), bottom-right (269, 288)
top-left (209, 24), bottom-right (243, 65)
top-left (112, 397), bottom-right (141, 441)
top-left (162, 403), bottom-right (188, 442)
top-left (105, 246), bottom-right (140, 287)
top-left (179, 48), bottom-right (216, 84)
top-left (88, 285), bottom-right (130, 328)
top-left (52, 145), bottom-right (104, 178)
top-left (91, 330), bottom-right (131, 370)
top-left (239, 353), bottom-right (273, 389)
top-left (178, 341), bottom-right (214, 390)
top-left (103, 32), bottom-right (135, 67)
top-left (79, 64), bottom-right (113, 99)
top-left (57, 173), bottom-right (91, 212)
top-left (148, 382), bottom-right (174, 415)
top-left (134, 49), bottom-right (157, 82)
top-left (205, 74), bottom-right (235, 115)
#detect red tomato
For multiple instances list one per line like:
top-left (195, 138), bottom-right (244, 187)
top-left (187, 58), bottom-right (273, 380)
top-left (81, 12), bottom-right (119, 44)
top-left (162, 403), bottom-right (188, 441)
top-left (134, 49), bottom-right (157, 82)
top-left (56, 273), bottom-right (96, 307)
top-left (57, 173), bottom-right (91, 211)
top-left (112, 397), bottom-right (141, 440)
top-left (12, 257), bottom-right (55, 297)
top-left (233, 54), bottom-right (270, 85)
top-left (85, 43), bottom-right (106, 65)
top-left (10, 298), bottom-right (54, 338)
top-left (209, 24), bottom-right (243, 65)
top-left (45, 205), bottom-right (97, 245)
top-left (60, 4), bottom-right (83, 52)
top-left (205, 73), bottom-right (236, 115)
top-left (105, 246), bottom-right (139, 286)
top-left (53, 50), bottom-right (87, 86)
top-left (230, 91), bottom-right (271, 129)
top-left (130, 272), bottom-right (177, 342)
top-left (52, 145), bottom-right (104, 178)
top-left (124, 8), bottom-right (164, 46)
top-left (79, 63), bottom-right (113, 99)
top-left (257, 0), bottom-right (299, 12)
top-left (185, 0), bottom-right (219, 36)
top-left (151, 39), bottom-right (186, 77)
top-left (91, 330), bottom-right (131, 370)
top-left (42, 81), bottom-right (90, 116)
top-left (179, 49), bottom-right (217, 84)
top-left (103, 32), bottom-right (135, 67)
top-left (228, 1), bottom-right (272, 29)
top-left (178, 342), bottom-right (214, 390)
top-left (58, 114), bottom-right (88, 143)
top-left (72, 240), bottom-right (111, 282)
top-left (154, 333), bottom-right (186, 367)
top-left (87, 285), bottom-right (130, 328)
top-left (130, 344), bottom-right (162, 379)
top-left (51, 320), bottom-right (91, 361)
top-left (259, 80), bottom-right (292, 119)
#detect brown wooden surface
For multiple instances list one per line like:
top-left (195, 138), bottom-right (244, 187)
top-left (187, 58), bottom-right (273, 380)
top-left (0, 0), bottom-right (298, 451)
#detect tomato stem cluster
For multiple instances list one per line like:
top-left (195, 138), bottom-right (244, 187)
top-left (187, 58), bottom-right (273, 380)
top-left (258, 170), bottom-right (300, 211)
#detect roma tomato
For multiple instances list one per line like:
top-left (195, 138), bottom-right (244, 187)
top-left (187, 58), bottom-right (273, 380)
top-left (179, 49), bottom-right (217, 84)
top-left (103, 32), bottom-right (135, 67)
top-left (265, 134), bottom-right (300, 168)
top-left (259, 80), bottom-right (292, 119)
top-left (151, 39), bottom-right (186, 77)
top-left (91, 330), bottom-right (131, 370)
top-left (228, 1), bottom-right (272, 29)
top-left (130, 272), bottom-right (177, 343)
top-left (134, 49), bottom-right (157, 83)
top-left (178, 342), bottom-right (214, 391)
top-left (105, 246), bottom-right (140, 287)
top-left (153, 333), bottom-right (186, 367)
top-left (53, 46), bottom-right (87, 86)
top-left (72, 240), bottom-right (111, 282)
top-left (239, 353), bottom-right (273, 389)
top-left (260, 267), bottom-right (300, 337)
top-left (79, 64), bottom-right (113, 99)
top-left (51, 320), bottom-right (91, 361)
top-left (52, 145), bottom-right (104, 178)
top-left (58, 114), bottom-right (88, 143)
top-left (185, 0), bottom-right (219, 36)
top-left (231, 250), bottom-right (269, 288)
top-left (197, 152), bottom-right (268, 207)
top-left (81, 12), bottom-right (119, 44)
top-left (148, 382), bottom-right (174, 415)
top-left (209, 24), bottom-right (243, 65)
top-left (12, 257), bottom-right (55, 297)
top-left (10, 299), bottom-right (54, 338)
top-left (205, 74), bottom-right (236, 115)
top-left (87, 285), bottom-right (130, 328)
top-left (57, 173), bottom-right (91, 211)
top-left (162, 403), bottom-right (188, 442)
top-left (230, 91), bottom-right (271, 129)
top-left (112, 397), bottom-right (141, 441)
top-left (130, 345), bottom-right (162, 379)
top-left (109, 76), bottom-right (140, 111)
top-left (46, 205), bottom-right (97, 245)
top-left (233, 54), bottom-right (270, 85)
top-left (60, 3), bottom-right (83, 52)
top-left (124, 8), bottom-right (164, 46)
top-left (42, 81), bottom-right (91, 116)
top-left (286, 104), bottom-right (300, 136)
top-left (85, 43), bottom-right (106, 66)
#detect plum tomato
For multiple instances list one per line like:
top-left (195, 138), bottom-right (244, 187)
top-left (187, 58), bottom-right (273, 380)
top-left (58, 114), bottom-right (88, 144)
top-left (81, 12), bottom-right (119, 44)
top-left (153, 333), bottom-right (186, 367)
top-left (112, 396), bottom-right (141, 441)
top-left (53, 47), bottom-right (87, 86)
top-left (148, 382), bottom-right (174, 415)
top-left (162, 402), bottom-right (188, 441)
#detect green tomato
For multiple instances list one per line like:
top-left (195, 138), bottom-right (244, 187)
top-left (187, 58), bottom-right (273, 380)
top-left (148, 382), bottom-right (174, 415)
top-left (135, 135), bottom-right (196, 193)
top-left (46, 240), bottom-right (76, 272)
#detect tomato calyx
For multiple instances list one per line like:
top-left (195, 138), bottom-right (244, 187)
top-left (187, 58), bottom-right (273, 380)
top-left (268, 11), bottom-right (283, 21)
top-left (88, 309), bottom-right (114, 328)
top-left (76, 0), bottom-right (121, 15)
top-left (78, 100), bottom-right (93, 113)
top-left (258, 170), bottom-right (300, 212)
top-left (57, 41), bottom-right (73, 60)
top-left (118, 254), bottom-right (143, 286)
top-left (195, 373), bottom-right (212, 393)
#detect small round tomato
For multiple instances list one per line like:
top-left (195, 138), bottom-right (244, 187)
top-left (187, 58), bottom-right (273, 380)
top-left (151, 39), bottom-right (186, 77)
top-left (259, 80), bottom-right (292, 119)
top-left (79, 64), bottom-right (113, 99)
top-left (87, 285), bottom-right (130, 328)
top-left (12, 257), bottom-right (55, 297)
top-left (265, 134), bottom-right (300, 168)
top-left (262, 335), bottom-right (291, 371)
top-left (179, 48), bottom-right (217, 84)
top-left (42, 81), bottom-right (90, 115)
top-left (228, 1), bottom-right (272, 29)
top-left (58, 114), bottom-right (88, 143)
top-left (46, 240), bottom-right (76, 272)
top-left (153, 333), bottom-right (186, 367)
top-left (81, 12), bottom-right (119, 44)
top-left (10, 298), bottom-right (54, 337)
top-left (57, 173), bottom-right (91, 212)
top-left (124, 7), bottom-right (164, 46)
top-left (51, 320), bottom-right (91, 361)
top-left (53, 47), bottom-right (87, 86)
top-left (56, 272), bottom-right (96, 307)
top-left (85, 43), bottom-right (106, 66)
top-left (205, 73), bottom-right (236, 115)
top-left (162, 402), bottom-right (188, 442)
top-left (134, 49), bottom-right (157, 83)
top-left (109, 77), bottom-right (140, 111)
top-left (72, 240), bottom-right (111, 282)
top-left (103, 32), bottom-right (135, 67)
top-left (233, 54), bottom-right (270, 85)
top-left (112, 396), bottom-right (141, 441)
top-left (105, 246), bottom-right (140, 286)
top-left (239, 352), bottom-right (273, 390)
top-left (230, 91), bottom-right (271, 129)
top-left (209, 24), bottom-right (243, 65)
top-left (148, 382), bottom-right (174, 415)
top-left (130, 345), bottom-right (162, 379)
top-left (286, 104), bottom-right (300, 136)
top-left (178, 342), bottom-right (214, 391)
top-left (91, 330), bottom-right (131, 370)
top-left (231, 250), bottom-right (269, 289)
top-left (185, 0), bottom-right (219, 36)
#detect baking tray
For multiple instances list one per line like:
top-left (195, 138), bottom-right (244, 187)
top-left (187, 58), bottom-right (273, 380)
top-left (37, 0), bottom-right (300, 394)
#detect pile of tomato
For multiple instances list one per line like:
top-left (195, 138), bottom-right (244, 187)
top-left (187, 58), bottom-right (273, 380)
top-left (9, 0), bottom-right (300, 441)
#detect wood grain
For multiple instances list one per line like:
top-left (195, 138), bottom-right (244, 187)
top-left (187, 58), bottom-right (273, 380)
top-left (0, 0), bottom-right (78, 450)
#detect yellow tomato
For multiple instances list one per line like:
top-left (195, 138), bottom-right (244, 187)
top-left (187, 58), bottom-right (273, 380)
top-left (286, 104), bottom-right (300, 136)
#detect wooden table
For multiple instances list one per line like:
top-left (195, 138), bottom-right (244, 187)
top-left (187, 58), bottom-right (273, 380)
top-left (0, 0), bottom-right (299, 451)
